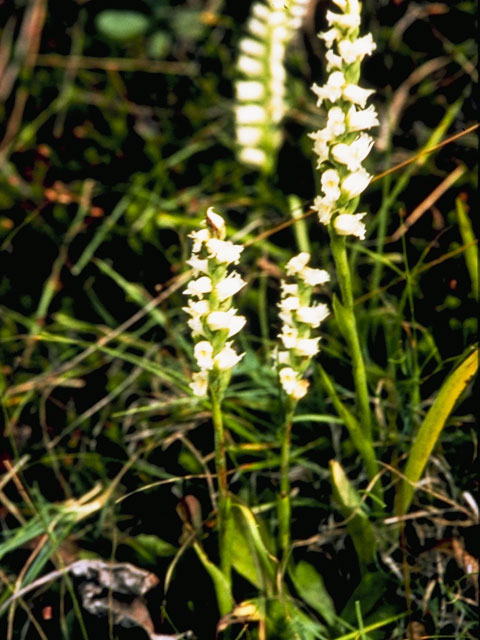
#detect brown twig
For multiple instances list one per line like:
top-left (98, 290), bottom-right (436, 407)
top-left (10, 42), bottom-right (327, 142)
top-left (35, 54), bottom-right (198, 75)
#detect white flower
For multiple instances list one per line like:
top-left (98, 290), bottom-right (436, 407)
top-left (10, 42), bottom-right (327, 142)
top-left (326, 10), bottom-right (361, 30)
top-left (326, 106), bottom-right (346, 137)
top-left (235, 104), bottom-right (267, 125)
top-left (326, 49), bottom-right (343, 70)
top-left (279, 325), bottom-right (299, 349)
top-left (321, 168), bottom-right (341, 203)
top-left (338, 33), bottom-right (376, 64)
top-left (190, 370), bottom-right (208, 397)
top-left (342, 84), bottom-right (375, 108)
top-left (189, 228), bottom-right (210, 254)
top-left (206, 238), bottom-right (243, 264)
top-left (286, 252), bottom-right (310, 275)
top-left (247, 17), bottom-right (268, 38)
top-left (296, 303), bottom-right (330, 327)
top-left (239, 147), bottom-right (268, 167)
top-left (333, 213), bottom-right (367, 240)
top-left (331, 133), bottom-right (374, 171)
top-left (183, 299), bottom-right (210, 318)
top-left (187, 316), bottom-right (204, 337)
top-left (346, 104), bottom-right (379, 131)
top-left (280, 282), bottom-right (299, 296)
top-left (239, 38), bottom-right (266, 58)
top-left (271, 24), bottom-right (288, 42)
top-left (342, 169), bottom-right (372, 198)
top-left (216, 273), bottom-right (246, 301)
top-left (187, 256), bottom-right (209, 274)
top-left (311, 72), bottom-right (345, 106)
top-left (276, 350), bottom-right (290, 365)
top-left (206, 309), bottom-right (246, 336)
top-left (236, 126), bottom-right (263, 147)
top-left (270, 41), bottom-right (284, 63)
top-left (194, 341), bottom-right (214, 370)
top-left (205, 206), bottom-right (226, 237)
top-left (302, 267), bottom-right (330, 286)
top-left (332, 0), bottom-right (347, 10)
top-left (280, 296), bottom-right (301, 312)
top-left (290, 378), bottom-right (309, 400)
top-left (183, 276), bottom-right (212, 297)
top-left (312, 195), bottom-right (335, 225)
top-left (279, 367), bottom-right (297, 393)
top-left (309, 128), bottom-right (330, 164)
top-left (318, 28), bottom-right (342, 48)
top-left (279, 367), bottom-right (309, 399)
top-left (295, 337), bottom-right (320, 357)
top-left (237, 55), bottom-right (263, 76)
top-left (236, 80), bottom-right (265, 102)
top-left (214, 344), bottom-right (244, 370)
top-left (252, 2), bottom-right (269, 21)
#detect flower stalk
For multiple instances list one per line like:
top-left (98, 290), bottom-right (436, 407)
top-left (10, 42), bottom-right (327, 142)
top-left (309, 0), bottom-right (379, 465)
top-left (184, 207), bottom-right (246, 594)
top-left (275, 252), bottom-right (330, 559)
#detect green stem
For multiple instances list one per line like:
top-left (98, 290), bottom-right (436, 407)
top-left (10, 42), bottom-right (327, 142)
top-left (329, 229), bottom-right (372, 441)
top-left (210, 387), bottom-right (232, 588)
top-left (278, 403), bottom-right (295, 562)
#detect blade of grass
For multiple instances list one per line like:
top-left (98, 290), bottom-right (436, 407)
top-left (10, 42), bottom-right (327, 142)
top-left (394, 347), bottom-right (478, 516)
top-left (456, 195), bottom-right (478, 300)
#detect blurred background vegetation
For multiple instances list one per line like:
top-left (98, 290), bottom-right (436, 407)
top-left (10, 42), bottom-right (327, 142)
top-left (0, 0), bottom-right (478, 638)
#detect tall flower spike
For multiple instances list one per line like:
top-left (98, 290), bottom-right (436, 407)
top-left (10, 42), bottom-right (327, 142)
top-left (184, 208), bottom-right (246, 397)
top-left (277, 252), bottom-right (330, 400)
top-left (234, 0), bottom-right (310, 172)
top-left (310, 0), bottom-right (379, 240)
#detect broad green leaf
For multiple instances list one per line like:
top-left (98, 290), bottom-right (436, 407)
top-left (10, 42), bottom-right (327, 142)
top-left (395, 348), bottom-right (478, 516)
top-left (289, 560), bottom-right (336, 627)
top-left (96, 10), bottom-right (149, 41)
top-left (456, 196), bottom-right (478, 300)
top-left (330, 460), bottom-right (376, 572)
top-left (193, 541), bottom-right (233, 617)
top-left (231, 502), bottom-right (276, 593)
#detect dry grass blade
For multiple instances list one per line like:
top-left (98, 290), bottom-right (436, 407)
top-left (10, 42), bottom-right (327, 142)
top-left (390, 164), bottom-right (466, 241)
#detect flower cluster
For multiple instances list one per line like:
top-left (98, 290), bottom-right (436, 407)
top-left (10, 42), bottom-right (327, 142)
top-left (276, 253), bottom-right (330, 400)
top-left (183, 208), bottom-right (246, 397)
top-left (235, 0), bottom-right (310, 171)
top-left (309, 0), bottom-right (379, 240)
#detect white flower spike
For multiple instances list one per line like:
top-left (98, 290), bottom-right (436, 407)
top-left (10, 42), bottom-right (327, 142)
top-left (276, 253), bottom-right (330, 401)
top-left (309, 0), bottom-right (378, 239)
top-left (234, 0), bottom-right (312, 171)
top-left (184, 209), bottom-right (246, 397)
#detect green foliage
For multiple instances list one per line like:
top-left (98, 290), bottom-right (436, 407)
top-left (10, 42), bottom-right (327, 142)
top-left (0, 0), bottom-right (477, 638)
top-left (96, 10), bottom-right (150, 41)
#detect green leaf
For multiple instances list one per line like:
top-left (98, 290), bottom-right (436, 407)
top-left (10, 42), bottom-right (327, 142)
top-left (147, 31), bottom-right (171, 59)
top-left (456, 196), bottom-right (478, 300)
top-left (96, 10), bottom-right (149, 41)
top-left (289, 560), bottom-right (336, 627)
top-left (329, 460), bottom-right (376, 571)
top-left (395, 348), bottom-right (478, 516)
top-left (124, 534), bottom-right (177, 563)
top-left (231, 502), bottom-right (276, 593)
top-left (193, 541), bottom-right (233, 616)
top-left (340, 571), bottom-right (391, 625)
